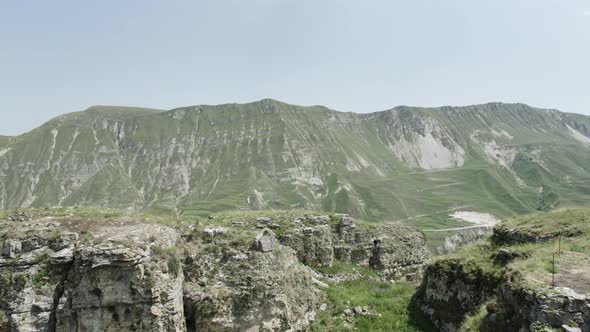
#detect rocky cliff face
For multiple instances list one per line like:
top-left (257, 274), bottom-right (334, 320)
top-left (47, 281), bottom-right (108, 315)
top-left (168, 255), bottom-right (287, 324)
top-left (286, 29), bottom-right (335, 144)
top-left (0, 213), bottom-right (185, 332)
top-left (278, 214), bottom-right (430, 281)
top-left (0, 209), bottom-right (431, 331)
top-left (413, 259), bottom-right (504, 331)
top-left (435, 226), bottom-right (492, 255)
top-left (485, 286), bottom-right (590, 332)
top-left (183, 243), bottom-right (318, 331)
top-left (415, 259), bottom-right (590, 332)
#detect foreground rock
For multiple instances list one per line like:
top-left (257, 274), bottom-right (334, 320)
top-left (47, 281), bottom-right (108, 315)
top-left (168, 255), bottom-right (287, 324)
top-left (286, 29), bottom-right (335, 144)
top-left (413, 259), bottom-right (504, 331)
top-left (0, 218), bottom-right (185, 331)
top-left (0, 212), bottom-right (324, 331)
top-left (415, 260), bottom-right (590, 332)
top-left (414, 209), bottom-right (590, 332)
top-left (183, 244), bottom-right (318, 331)
top-left (0, 209), bottom-right (432, 331)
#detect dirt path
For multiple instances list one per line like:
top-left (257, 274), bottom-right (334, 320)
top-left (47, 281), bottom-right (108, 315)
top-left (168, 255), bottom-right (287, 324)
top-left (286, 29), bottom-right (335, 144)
top-left (416, 182), bottom-right (464, 192)
top-left (422, 211), bottom-right (500, 232)
top-left (423, 225), bottom-right (493, 232)
top-left (407, 164), bottom-right (489, 175)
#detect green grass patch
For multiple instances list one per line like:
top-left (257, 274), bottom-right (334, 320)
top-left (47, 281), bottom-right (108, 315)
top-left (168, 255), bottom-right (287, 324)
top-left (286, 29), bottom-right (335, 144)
top-left (459, 302), bottom-right (489, 332)
top-left (32, 265), bottom-right (50, 288)
top-left (500, 208), bottom-right (590, 237)
top-left (314, 260), bottom-right (376, 277)
top-left (440, 208), bottom-right (590, 290)
top-left (311, 278), bottom-right (435, 331)
top-left (152, 245), bottom-right (181, 277)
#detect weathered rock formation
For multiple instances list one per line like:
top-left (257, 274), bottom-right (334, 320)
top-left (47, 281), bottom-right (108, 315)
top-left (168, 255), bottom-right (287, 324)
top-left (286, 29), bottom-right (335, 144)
top-left (413, 259), bottom-right (505, 331)
top-left (183, 244), bottom-right (318, 331)
top-left (0, 210), bottom-right (432, 331)
top-left (279, 224), bottom-right (334, 267)
top-left (484, 286), bottom-right (590, 332)
top-left (0, 217), bottom-right (185, 332)
top-left (435, 226), bottom-right (492, 255)
top-left (415, 218), bottom-right (590, 332)
top-left (278, 214), bottom-right (430, 281)
top-left (492, 225), bottom-right (557, 245)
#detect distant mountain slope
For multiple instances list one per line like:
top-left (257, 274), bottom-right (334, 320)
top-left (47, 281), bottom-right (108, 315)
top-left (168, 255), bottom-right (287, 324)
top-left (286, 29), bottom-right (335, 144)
top-left (1, 100), bottom-right (590, 225)
top-left (0, 136), bottom-right (12, 149)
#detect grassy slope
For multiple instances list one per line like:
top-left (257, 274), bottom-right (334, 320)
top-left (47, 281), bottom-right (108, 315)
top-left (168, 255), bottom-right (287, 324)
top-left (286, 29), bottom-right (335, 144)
top-left (0, 106), bottom-right (162, 208)
top-left (309, 260), bottom-right (435, 331)
top-left (2, 100), bottom-right (590, 235)
top-left (445, 209), bottom-right (590, 290)
top-left (0, 136), bottom-right (11, 149)
top-left (181, 102), bottom-right (589, 222)
top-left (430, 208), bottom-right (590, 330)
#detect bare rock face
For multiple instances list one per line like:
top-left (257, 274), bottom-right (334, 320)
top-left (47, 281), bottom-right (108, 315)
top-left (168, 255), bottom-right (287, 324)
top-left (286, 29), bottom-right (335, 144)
top-left (413, 259), bottom-right (504, 332)
top-left (0, 217), bottom-right (186, 332)
top-left (334, 222), bottom-right (429, 281)
top-left (55, 245), bottom-right (185, 332)
top-left (279, 225), bottom-right (334, 267)
top-left (0, 212), bottom-right (325, 332)
top-left (436, 226), bottom-right (492, 255)
top-left (414, 260), bottom-right (590, 332)
top-left (483, 286), bottom-right (590, 332)
top-left (339, 215), bottom-right (353, 227)
top-left (253, 229), bottom-right (275, 252)
top-left (0, 210), bottom-right (431, 331)
top-left (183, 244), bottom-right (320, 331)
top-left (1, 239), bottom-right (21, 258)
top-left (279, 215), bottom-right (430, 281)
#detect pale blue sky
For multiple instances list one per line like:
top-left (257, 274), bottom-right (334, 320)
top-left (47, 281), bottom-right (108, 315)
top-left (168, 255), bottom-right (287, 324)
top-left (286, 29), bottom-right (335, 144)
top-left (1, 0), bottom-right (589, 135)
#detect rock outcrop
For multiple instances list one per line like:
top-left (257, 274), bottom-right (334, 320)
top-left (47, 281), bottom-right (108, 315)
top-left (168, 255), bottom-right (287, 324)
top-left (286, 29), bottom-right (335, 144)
top-left (413, 259), bottom-right (505, 331)
top-left (253, 229), bottom-right (276, 252)
top-left (415, 209), bottom-right (590, 332)
top-left (415, 258), bottom-right (590, 332)
top-left (0, 218), bottom-right (185, 332)
top-left (436, 226), bottom-right (492, 254)
top-left (492, 225), bottom-right (557, 245)
top-left (183, 244), bottom-right (318, 331)
top-left (0, 209), bottom-right (432, 331)
top-left (279, 224), bottom-right (334, 267)
top-left (483, 286), bottom-right (590, 332)
top-left (0, 210), bottom-right (333, 332)
top-left (279, 215), bottom-right (430, 281)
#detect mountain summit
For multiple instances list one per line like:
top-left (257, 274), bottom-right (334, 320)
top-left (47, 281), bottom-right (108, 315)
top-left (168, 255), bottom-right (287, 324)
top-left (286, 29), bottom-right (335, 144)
top-left (1, 101), bottom-right (589, 223)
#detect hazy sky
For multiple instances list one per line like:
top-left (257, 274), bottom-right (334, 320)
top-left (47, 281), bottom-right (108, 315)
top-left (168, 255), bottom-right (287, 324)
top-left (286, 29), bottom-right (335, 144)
top-left (1, 0), bottom-right (589, 135)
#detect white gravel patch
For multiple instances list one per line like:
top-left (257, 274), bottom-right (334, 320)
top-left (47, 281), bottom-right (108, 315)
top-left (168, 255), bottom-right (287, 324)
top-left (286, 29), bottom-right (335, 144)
top-left (567, 125), bottom-right (590, 145)
top-left (449, 211), bottom-right (500, 227)
top-left (0, 148), bottom-right (10, 158)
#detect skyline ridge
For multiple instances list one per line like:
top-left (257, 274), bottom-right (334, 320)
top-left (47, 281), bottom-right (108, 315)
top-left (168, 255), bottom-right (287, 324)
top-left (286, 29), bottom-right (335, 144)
top-left (7, 99), bottom-right (588, 137)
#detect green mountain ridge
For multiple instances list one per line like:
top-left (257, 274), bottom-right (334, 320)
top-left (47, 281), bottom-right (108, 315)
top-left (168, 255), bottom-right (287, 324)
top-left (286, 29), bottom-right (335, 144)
top-left (0, 136), bottom-right (12, 149)
top-left (1, 100), bottom-right (590, 230)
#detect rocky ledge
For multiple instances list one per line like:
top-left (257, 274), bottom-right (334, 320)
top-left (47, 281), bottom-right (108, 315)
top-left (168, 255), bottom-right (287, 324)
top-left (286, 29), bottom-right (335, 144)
top-left (414, 209), bottom-right (590, 332)
top-left (0, 216), bottom-right (185, 332)
top-left (278, 214), bottom-right (430, 281)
